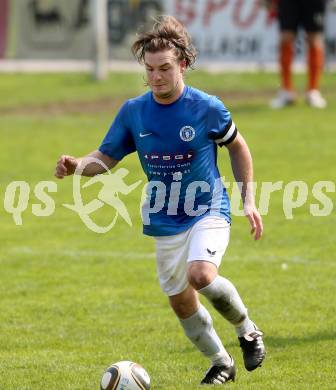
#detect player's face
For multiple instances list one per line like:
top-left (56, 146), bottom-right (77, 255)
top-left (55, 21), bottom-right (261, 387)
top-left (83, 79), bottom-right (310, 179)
top-left (144, 50), bottom-right (186, 103)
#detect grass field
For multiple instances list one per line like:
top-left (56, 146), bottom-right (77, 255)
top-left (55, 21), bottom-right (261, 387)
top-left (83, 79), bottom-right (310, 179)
top-left (0, 71), bottom-right (335, 390)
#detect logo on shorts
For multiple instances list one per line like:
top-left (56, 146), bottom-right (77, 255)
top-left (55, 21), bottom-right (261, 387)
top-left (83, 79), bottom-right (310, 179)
top-left (180, 126), bottom-right (195, 142)
top-left (207, 248), bottom-right (216, 256)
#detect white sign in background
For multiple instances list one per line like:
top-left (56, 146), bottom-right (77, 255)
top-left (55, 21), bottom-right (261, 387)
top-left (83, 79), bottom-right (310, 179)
top-left (9, 0), bottom-right (336, 65)
top-left (165, 0), bottom-right (336, 65)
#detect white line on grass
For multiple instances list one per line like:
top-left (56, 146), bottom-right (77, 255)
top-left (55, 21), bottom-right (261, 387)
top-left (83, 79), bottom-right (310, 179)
top-left (6, 247), bottom-right (336, 267)
top-left (8, 246), bottom-right (156, 260)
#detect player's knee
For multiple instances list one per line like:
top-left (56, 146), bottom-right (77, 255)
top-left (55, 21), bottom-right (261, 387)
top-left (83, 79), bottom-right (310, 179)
top-left (187, 261), bottom-right (217, 290)
top-left (306, 34), bottom-right (323, 48)
top-left (281, 32), bottom-right (295, 45)
top-left (187, 269), bottom-right (214, 290)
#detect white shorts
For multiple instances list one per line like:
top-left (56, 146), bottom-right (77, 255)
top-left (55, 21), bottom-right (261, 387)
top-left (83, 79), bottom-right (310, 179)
top-left (154, 216), bottom-right (230, 296)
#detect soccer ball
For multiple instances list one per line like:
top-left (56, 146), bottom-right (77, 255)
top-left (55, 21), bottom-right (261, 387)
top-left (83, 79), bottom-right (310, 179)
top-left (100, 361), bottom-right (151, 390)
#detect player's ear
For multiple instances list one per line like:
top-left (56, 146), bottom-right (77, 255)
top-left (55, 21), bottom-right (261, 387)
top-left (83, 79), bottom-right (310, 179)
top-left (180, 59), bottom-right (187, 74)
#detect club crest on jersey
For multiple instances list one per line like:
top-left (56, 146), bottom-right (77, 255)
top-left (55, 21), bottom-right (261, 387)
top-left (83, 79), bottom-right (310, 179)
top-left (180, 126), bottom-right (195, 142)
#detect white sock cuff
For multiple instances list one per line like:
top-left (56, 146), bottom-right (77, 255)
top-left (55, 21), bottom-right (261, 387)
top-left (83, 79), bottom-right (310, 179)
top-left (198, 275), bottom-right (248, 325)
top-left (198, 275), bottom-right (222, 296)
top-left (179, 304), bottom-right (212, 331)
top-left (198, 275), bottom-right (245, 305)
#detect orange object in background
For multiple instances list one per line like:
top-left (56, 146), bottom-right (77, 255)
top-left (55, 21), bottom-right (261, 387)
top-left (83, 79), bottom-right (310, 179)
top-left (0, 0), bottom-right (9, 58)
top-left (307, 44), bottom-right (324, 91)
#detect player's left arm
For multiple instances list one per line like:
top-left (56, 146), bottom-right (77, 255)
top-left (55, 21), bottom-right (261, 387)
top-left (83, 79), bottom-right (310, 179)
top-left (226, 132), bottom-right (263, 240)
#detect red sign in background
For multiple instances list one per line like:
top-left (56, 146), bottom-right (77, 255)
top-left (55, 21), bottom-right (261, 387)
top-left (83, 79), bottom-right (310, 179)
top-left (0, 0), bottom-right (8, 58)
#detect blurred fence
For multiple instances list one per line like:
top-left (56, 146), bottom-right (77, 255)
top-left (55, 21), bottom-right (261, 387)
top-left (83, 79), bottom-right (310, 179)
top-left (1, 0), bottom-right (336, 67)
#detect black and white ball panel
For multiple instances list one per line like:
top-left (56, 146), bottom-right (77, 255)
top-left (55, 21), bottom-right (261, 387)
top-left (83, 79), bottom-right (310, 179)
top-left (131, 363), bottom-right (151, 390)
top-left (100, 365), bottom-right (121, 390)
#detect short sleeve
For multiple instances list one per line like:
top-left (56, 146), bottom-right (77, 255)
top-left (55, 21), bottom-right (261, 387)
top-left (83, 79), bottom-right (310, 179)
top-left (207, 96), bottom-right (238, 147)
top-left (99, 101), bottom-right (136, 160)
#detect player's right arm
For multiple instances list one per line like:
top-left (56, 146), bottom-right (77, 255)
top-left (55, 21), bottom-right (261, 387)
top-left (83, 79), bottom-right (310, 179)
top-left (54, 150), bottom-right (119, 179)
top-left (55, 100), bottom-right (135, 179)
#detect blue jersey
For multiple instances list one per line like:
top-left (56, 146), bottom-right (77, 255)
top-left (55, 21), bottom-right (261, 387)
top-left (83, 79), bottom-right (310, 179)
top-left (99, 86), bottom-right (238, 236)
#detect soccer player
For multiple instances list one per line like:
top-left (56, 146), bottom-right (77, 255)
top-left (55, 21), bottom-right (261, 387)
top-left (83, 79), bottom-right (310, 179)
top-left (267, 0), bottom-right (327, 108)
top-left (55, 16), bottom-right (265, 385)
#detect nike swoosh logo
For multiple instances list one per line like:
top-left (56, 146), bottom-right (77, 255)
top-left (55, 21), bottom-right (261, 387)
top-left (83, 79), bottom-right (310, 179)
top-left (139, 132), bottom-right (152, 138)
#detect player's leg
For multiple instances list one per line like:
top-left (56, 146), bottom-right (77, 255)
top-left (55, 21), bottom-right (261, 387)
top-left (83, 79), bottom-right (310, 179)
top-left (188, 262), bottom-right (265, 372)
top-left (169, 287), bottom-right (232, 363)
top-left (279, 32), bottom-right (296, 92)
top-left (155, 229), bottom-right (235, 384)
top-left (169, 287), bottom-right (236, 384)
top-left (306, 32), bottom-right (324, 94)
top-left (270, 0), bottom-right (298, 108)
top-left (303, 0), bottom-right (327, 108)
top-left (187, 217), bottom-right (253, 333)
top-left (187, 216), bottom-right (265, 371)
top-left (188, 261), bottom-right (252, 333)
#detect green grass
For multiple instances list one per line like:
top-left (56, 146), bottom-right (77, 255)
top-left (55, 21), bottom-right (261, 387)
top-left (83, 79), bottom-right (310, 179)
top-left (0, 71), bottom-right (335, 390)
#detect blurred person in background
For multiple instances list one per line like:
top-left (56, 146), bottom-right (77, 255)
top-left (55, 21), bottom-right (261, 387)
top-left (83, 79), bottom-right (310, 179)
top-left (265, 0), bottom-right (327, 109)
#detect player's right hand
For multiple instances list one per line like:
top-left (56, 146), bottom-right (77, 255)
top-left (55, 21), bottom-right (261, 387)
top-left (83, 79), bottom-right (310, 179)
top-left (55, 155), bottom-right (78, 179)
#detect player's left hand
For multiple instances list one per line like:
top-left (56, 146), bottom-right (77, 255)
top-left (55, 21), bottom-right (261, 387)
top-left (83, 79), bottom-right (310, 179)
top-left (244, 204), bottom-right (263, 240)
